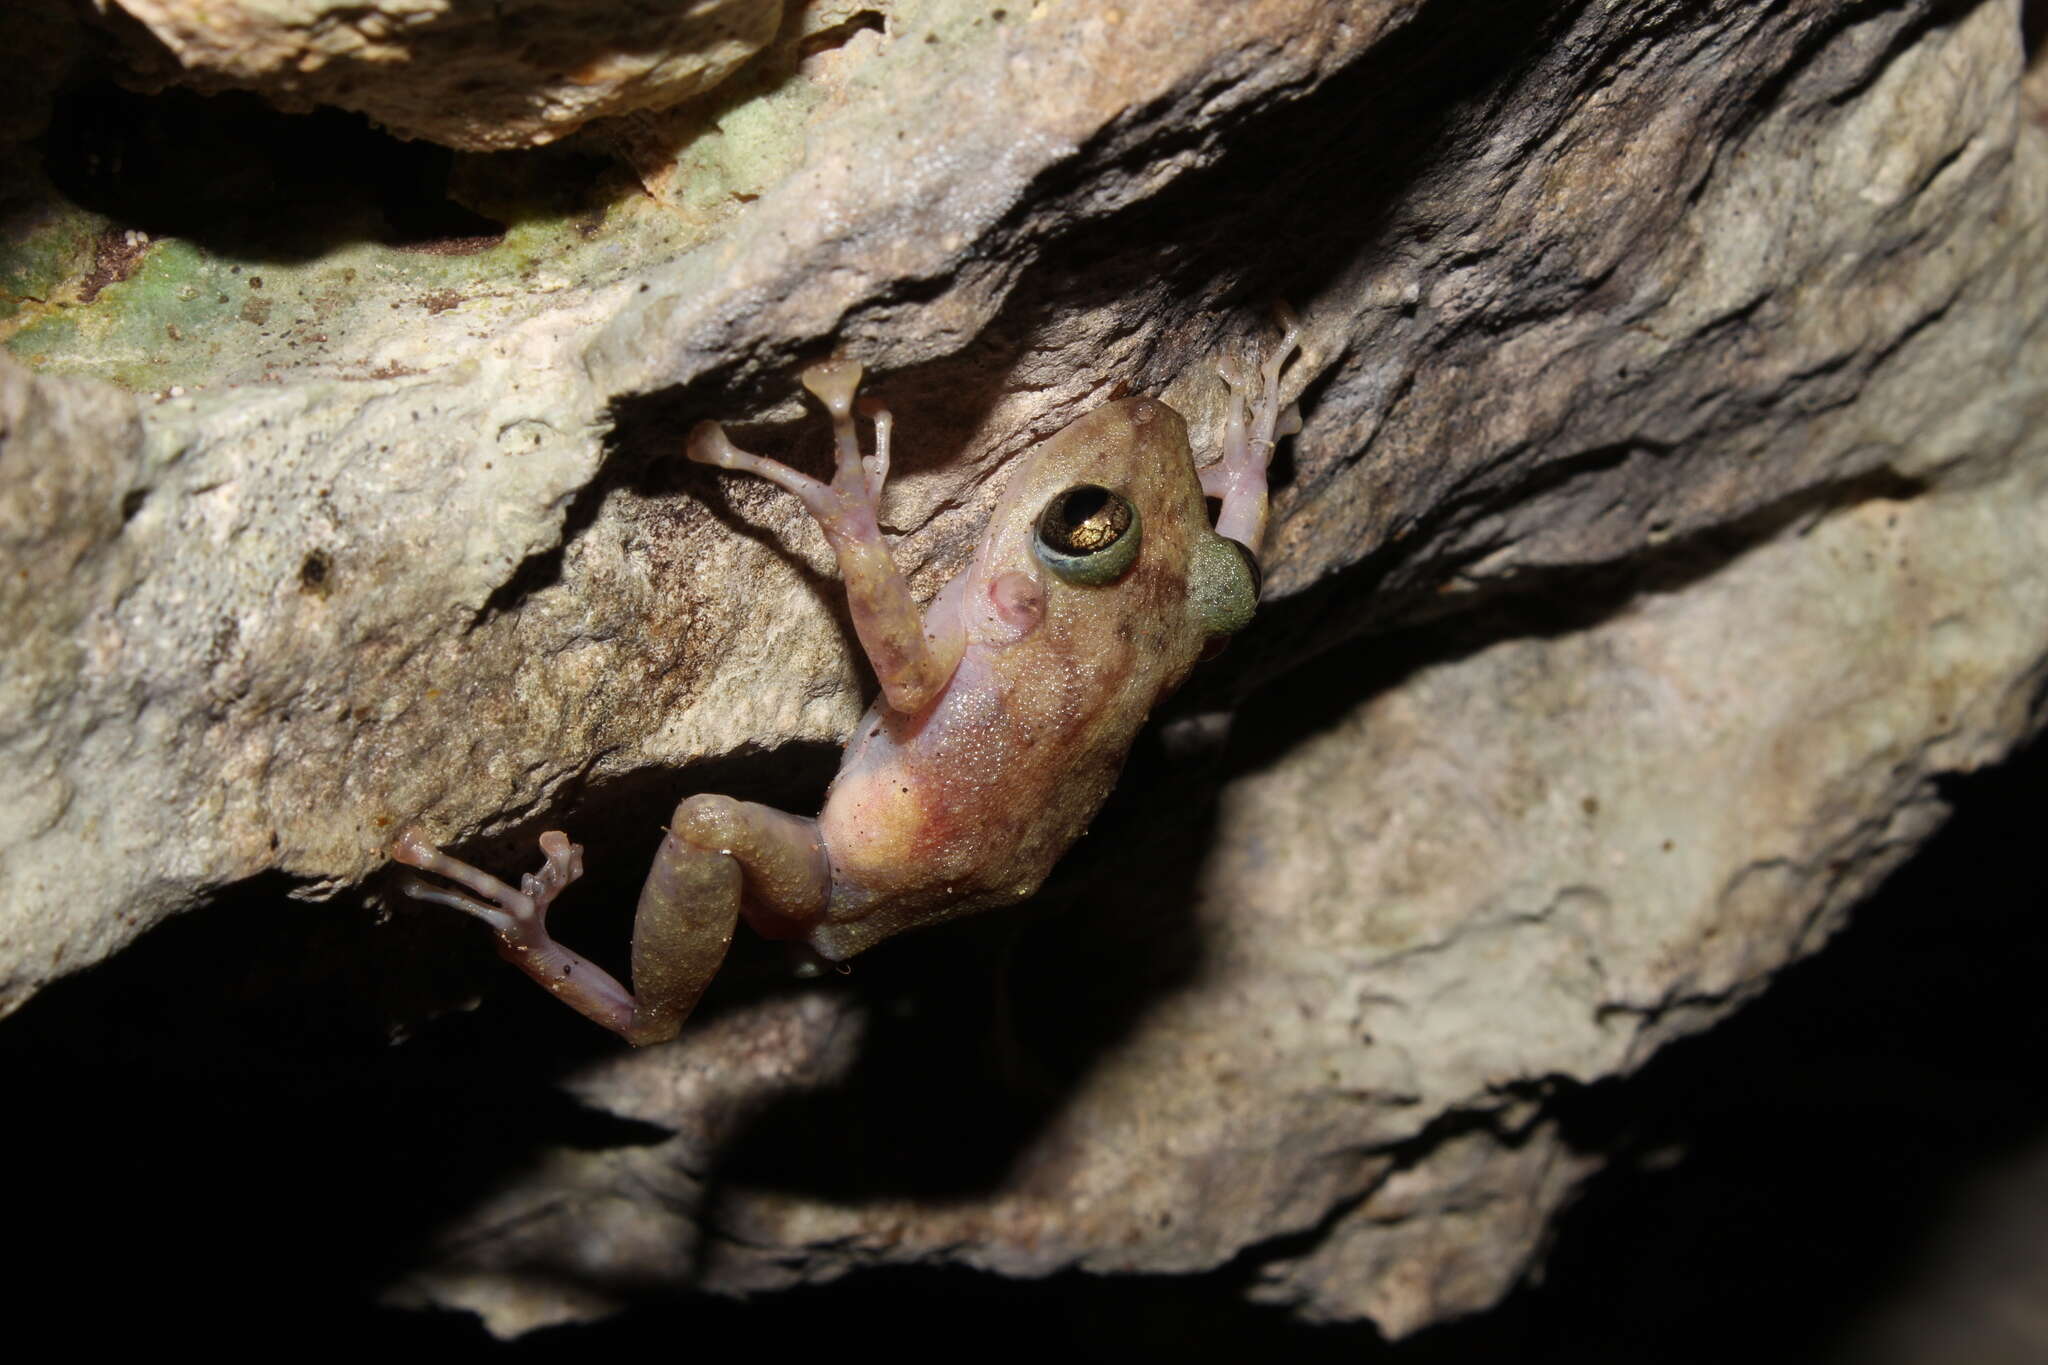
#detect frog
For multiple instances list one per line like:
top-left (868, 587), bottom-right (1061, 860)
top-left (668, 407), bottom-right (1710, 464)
top-left (390, 311), bottom-right (1304, 1045)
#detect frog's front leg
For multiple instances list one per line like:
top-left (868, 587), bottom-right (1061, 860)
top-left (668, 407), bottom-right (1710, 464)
top-left (1203, 306), bottom-right (1306, 560)
top-left (687, 360), bottom-right (965, 715)
top-left (391, 795), bottom-right (829, 1046)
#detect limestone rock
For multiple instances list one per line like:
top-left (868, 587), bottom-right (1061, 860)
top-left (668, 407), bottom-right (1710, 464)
top-left (3, 0), bottom-right (2046, 1341)
top-left (93, 0), bottom-right (784, 150)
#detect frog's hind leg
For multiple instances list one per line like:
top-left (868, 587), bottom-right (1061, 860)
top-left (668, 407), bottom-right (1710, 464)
top-left (393, 798), bottom-right (828, 1046)
top-left (640, 793), bottom-right (832, 999)
top-left (391, 825), bottom-right (688, 1043)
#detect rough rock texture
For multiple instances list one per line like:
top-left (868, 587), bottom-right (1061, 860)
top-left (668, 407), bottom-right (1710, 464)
top-left (92, 0), bottom-right (786, 150)
top-left (4, 0), bottom-right (2046, 1341)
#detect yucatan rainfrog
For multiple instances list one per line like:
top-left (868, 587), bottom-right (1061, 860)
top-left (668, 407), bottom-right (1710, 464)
top-left (392, 314), bottom-right (1304, 1044)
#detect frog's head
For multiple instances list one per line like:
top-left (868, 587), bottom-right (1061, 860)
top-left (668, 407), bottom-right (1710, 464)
top-left (970, 396), bottom-right (1259, 660)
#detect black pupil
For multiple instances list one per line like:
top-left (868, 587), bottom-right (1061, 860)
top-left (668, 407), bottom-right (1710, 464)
top-left (1044, 485), bottom-right (1128, 554)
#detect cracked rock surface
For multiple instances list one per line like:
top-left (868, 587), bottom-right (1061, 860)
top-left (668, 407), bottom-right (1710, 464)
top-left (3, 0), bottom-right (2046, 1340)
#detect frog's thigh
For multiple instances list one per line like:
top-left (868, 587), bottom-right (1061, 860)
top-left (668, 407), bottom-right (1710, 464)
top-left (660, 794), bottom-right (830, 927)
top-left (630, 796), bottom-right (827, 1036)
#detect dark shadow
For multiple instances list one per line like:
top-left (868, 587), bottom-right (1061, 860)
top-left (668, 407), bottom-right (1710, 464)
top-left (0, 868), bottom-right (664, 1342)
top-left (38, 82), bottom-right (511, 260)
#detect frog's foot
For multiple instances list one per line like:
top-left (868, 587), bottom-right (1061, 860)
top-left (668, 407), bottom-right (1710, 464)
top-left (1203, 305), bottom-right (1307, 558)
top-left (391, 825), bottom-right (579, 938)
top-left (684, 360), bottom-right (963, 715)
top-left (391, 826), bottom-right (661, 1042)
top-left (684, 359), bottom-right (890, 531)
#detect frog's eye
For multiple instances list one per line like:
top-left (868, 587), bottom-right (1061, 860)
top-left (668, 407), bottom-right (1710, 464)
top-left (1034, 484), bottom-right (1142, 585)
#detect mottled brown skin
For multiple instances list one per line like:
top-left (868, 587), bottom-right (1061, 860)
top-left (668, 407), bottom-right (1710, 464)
top-left (391, 317), bottom-right (1301, 1045)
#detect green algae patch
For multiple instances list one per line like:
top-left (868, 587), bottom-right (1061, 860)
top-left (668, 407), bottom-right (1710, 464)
top-left (0, 188), bottom-right (106, 322)
top-left (0, 170), bottom-right (711, 394)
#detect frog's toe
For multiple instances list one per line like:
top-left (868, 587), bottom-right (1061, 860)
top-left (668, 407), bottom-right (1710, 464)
top-left (390, 828), bottom-right (583, 939)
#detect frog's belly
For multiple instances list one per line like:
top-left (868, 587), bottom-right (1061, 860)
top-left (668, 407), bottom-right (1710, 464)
top-left (810, 741), bottom-right (1120, 958)
top-left (809, 646), bottom-right (1142, 956)
top-left (818, 752), bottom-right (1056, 907)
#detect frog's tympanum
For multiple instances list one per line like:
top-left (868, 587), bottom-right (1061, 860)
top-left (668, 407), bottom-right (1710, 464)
top-left (392, 315), bottom-right (1304, 1044)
